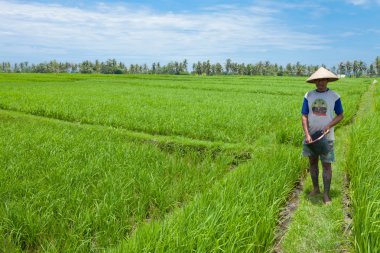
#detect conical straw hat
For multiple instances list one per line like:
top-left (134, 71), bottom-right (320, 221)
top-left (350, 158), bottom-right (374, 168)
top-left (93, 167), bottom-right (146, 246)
top-left (306, 67), bottom-right (339, 83)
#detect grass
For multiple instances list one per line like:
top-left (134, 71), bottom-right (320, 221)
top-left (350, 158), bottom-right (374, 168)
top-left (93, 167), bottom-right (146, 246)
top-left (0, 110), bottom-right (233, 252)
top-left (345, 82), bottom-right (380, 253)
top-left (0, 74), bottom-right (371, 252)
top-left (112, 144), bottom-right (305, 253)
top-left (0, 74), bottom-right (367, 146)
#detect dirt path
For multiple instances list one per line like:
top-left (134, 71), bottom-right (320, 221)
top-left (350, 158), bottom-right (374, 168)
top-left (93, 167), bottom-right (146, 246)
top-left (273, 170), bottom-right (307, 252)
top-left (276, 135), bottom-right (349, 252)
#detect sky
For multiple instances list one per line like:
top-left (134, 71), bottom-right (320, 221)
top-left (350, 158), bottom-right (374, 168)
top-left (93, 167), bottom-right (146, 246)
top-left (0, 0), bottom-right (379, 67)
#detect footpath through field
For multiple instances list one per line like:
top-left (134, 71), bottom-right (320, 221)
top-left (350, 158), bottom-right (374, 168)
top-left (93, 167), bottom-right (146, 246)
top-left (276, 82), bottom-right (376, 253)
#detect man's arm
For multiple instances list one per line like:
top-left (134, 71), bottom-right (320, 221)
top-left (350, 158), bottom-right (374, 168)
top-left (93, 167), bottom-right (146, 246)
top-left (323, 113), bottom-right (344, 133)
top-left (302, 114), bottom-right (313, 143)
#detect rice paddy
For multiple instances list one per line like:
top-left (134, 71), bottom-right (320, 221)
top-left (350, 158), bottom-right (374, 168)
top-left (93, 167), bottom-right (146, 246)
top-left (0, 73), bottom-right (376, 252)
top-left (345, 82), bottom-right (380, 253)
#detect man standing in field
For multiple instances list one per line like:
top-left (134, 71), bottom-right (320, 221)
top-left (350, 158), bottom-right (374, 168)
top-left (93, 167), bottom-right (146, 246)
top-left (301, 67), bottom-right (344, 204)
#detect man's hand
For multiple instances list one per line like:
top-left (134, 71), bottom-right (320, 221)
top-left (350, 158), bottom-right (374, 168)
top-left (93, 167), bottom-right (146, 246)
top-left (305, 133), bottom-right (313, 144)
top-left (323, 126), bottom-right (330, 134)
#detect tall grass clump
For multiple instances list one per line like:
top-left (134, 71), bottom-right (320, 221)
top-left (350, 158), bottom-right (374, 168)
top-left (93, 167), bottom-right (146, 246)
top-left (346, 85), bottom-right (380, 252)
top-left (0, 111), bottom-right (232, 252)
top-left (113, 144), bottom-right (305, 253)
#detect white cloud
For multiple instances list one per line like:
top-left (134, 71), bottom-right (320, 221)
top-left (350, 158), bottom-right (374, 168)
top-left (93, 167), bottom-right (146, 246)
top-left (346, 0), bottom-right (368, 5)
top-left (0, 0), bottom-right (328, 63)
top-left (340, 31), bottom-right (358, 37)
top-left (252, 0), bottom-right (331, 18)
top-left (368, 28), bottom-right (380, 34)
top-left (346, 0), bottom-right (380, 5)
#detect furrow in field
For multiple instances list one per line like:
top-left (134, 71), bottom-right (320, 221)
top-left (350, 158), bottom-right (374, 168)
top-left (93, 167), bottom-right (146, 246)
top-left (109, 82), bottom-right (300, 96)
top-left (272, 169), bottom-right (308, 252)
top-left (0, 108), bottom-right (254, 154)
top-left (0, 98), bottom-right (304, 147)
top-left (111, 143), bottom-right (305, 253)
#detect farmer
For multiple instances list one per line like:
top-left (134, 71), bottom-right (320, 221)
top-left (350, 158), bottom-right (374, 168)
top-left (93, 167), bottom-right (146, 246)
top-left (301, 67), bottom-right (344, 204)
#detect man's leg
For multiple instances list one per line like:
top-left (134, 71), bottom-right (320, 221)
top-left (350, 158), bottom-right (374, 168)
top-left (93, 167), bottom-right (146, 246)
top-left (322, 162), bottom-right (332, 203)
top-left (309, 156), bottom-right (320, 195)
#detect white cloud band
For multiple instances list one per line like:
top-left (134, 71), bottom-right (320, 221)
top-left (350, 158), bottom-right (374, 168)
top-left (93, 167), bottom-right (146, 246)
top-left (0, 0), bottom-right (327, 63)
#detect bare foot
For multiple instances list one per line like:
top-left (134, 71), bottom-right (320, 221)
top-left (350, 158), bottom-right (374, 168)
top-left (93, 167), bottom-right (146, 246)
top-left (309, 189), bottom-right (321, 196)
top-left (323, 194), bottom-right (332, 204)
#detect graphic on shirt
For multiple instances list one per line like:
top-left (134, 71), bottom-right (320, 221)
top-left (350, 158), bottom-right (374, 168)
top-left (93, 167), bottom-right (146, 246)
top-left (311, 98), bottom-right (327, 116)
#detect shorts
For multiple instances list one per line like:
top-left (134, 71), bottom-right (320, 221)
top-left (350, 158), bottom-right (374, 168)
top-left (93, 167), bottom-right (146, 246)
top-left (302, 140), bottom-right (335, 163)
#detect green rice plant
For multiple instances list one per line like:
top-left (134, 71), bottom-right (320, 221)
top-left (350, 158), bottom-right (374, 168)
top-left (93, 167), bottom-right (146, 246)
top-left (0, 74), bottom-right (367, 147)
top-left (0, 74), bottom-right (370, 252)
top-left (345, 85), bottom-right (380, 252)
top-left (112, 144), bottom-right (306, 253)
top-left (0, 74), bottom-right (303, 145)
top-left (0, 111), bottom-right (233, 252)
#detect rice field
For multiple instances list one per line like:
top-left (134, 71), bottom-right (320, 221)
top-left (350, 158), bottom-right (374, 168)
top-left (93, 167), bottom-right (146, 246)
top-left (0, 74), bottom-right (364, 146)
top-left (0, 73), bottom-right (373, 252)
top-left (345, 82), bottom-right (380, 253)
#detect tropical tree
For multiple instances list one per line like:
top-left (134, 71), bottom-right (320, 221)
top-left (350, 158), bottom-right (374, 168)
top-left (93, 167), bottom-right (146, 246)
top-left (278, 65), bottom-right (284, 76)
top-left (368, 64), bottom-right (376, 77)
top-left (338, 62), bottom-right (346, 75)
top-left (182, 59), bottom-right (188, 73)
top-left (353, 60), bottom-right (359, 77)
top-left (345, 61), bottom-right (352, 77)
top-left (214, 63), bottom-right (223, 75)
top-left (3, 58), bottom-right (378, 77)
top-left (376, 56), bottom-right (380, 76)
top-left (285, 63), bottom-right (293, 76)
top-left (358, 61), bottom-right (367, 77)
top-left (79, 60), bottom-right (95, 73)
top-left (225, 59), bottom-right (232, 74)
top-left (295, 62), bottom-right (306, 76)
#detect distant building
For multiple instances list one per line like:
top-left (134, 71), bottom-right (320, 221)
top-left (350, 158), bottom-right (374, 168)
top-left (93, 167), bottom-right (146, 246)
top-left (338, 74), bottom-right (346, 78)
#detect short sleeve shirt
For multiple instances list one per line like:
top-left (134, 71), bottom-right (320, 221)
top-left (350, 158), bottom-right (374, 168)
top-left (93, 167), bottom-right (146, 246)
top-left (301, 89), bottom-right (343, 141)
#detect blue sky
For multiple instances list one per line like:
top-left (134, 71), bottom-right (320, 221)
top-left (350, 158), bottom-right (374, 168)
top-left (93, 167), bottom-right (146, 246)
top-left (0, 0), bottom-right (379, 67)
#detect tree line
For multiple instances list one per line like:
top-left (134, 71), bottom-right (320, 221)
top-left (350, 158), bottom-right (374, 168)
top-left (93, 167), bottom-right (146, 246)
top-left (1, 57), bottom-right (379, 77)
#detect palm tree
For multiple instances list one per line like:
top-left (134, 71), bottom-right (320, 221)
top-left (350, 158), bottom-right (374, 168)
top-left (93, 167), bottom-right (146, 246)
top-left (376, 56), bottom-right (380, 76)
top-left (182, 59), bottom-right (188, 73)
top-left (368, 64), bottom-right (376, 77)
top-left (215, 63), bottom-right (223, 75)
top-left (225, 59), bottom-right (232, 74)
top-left (285, 63), bottom-right (293, 76)
top-left (358, 61), bottom-right (366, 77)
top-left (338, 62), bottom-right (346, 76)
top-left (345, 61), bottom-right (352, 77)
top-left (295, 62), bottom-right (306, 76)
top-left (353, 60), bottom-right (359, 77)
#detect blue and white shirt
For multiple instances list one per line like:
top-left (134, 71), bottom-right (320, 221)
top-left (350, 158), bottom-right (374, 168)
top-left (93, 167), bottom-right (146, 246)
top-left (301, 89), bottom-right (343, 141)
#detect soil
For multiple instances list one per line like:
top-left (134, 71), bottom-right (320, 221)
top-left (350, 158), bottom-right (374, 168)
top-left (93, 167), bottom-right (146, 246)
top-left (272, 169), bottom-right (307, 253)
top-left (341, 173), bottom-right (353, 252)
